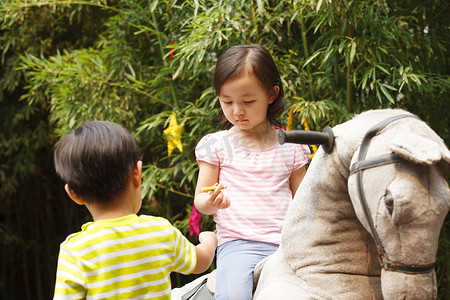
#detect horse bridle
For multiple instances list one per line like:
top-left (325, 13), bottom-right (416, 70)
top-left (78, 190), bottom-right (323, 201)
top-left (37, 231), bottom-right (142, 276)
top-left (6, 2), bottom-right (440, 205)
top-left (349, 114), bottom-right (436, 274)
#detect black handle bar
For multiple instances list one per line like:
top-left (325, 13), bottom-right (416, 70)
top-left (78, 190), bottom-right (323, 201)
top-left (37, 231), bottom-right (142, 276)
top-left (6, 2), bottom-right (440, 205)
top-left (278, 126), bottom-right (335, 153)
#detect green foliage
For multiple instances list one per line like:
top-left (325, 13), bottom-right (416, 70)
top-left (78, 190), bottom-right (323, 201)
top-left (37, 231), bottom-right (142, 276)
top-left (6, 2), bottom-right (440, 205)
top-left (1, 0), bottom-right (449, 298)
top-left (0, 1), bottom-right (114, 298)
top-left (290, 0), bottom-right (450, 133)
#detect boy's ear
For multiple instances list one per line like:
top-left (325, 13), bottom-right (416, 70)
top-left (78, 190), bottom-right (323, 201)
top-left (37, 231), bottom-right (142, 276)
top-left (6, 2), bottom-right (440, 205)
top-left (269, 86), bottom-right (280, 104)
top-left (64, 184), bottom-right (85, 205)
top-left (132, 160), bottom-right (143, 188)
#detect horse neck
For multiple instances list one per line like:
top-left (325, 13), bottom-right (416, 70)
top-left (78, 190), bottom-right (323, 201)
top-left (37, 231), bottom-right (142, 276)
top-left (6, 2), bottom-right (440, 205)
top-left (281, 135), bottom-right (379, 275)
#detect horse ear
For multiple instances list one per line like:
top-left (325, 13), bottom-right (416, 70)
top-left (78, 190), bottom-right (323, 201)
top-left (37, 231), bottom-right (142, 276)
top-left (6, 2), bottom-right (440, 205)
top-left (389, 131), bottom-right (450, 166)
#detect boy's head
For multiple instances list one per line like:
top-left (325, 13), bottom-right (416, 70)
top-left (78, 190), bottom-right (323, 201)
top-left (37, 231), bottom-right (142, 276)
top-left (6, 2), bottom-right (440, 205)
top-left (54, 121), bottom-right (142, 204)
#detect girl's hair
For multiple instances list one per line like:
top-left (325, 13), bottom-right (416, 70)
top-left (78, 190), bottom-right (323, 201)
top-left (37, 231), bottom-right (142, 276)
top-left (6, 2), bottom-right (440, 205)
top-left (54, 121), bottom-right (142, 204)
top-left (214, 44), bottom-right (285, 129)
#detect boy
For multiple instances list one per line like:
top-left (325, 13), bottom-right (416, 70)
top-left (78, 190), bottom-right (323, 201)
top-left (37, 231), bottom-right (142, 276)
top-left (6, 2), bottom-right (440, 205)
top-left (53, 121), bottom-right (217, 299)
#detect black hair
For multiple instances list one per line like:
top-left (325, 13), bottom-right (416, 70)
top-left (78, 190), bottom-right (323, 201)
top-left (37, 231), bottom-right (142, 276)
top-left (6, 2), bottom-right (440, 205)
top-left (54, 121), bottom-right (142, 204)
top-left (213, 44), bottom-right (284, 129)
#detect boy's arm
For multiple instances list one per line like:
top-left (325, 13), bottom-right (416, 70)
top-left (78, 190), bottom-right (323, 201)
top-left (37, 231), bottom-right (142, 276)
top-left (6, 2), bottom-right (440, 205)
top-left (54, 246), bottom-right (86, 300)
top-left (192, 231), bottom-right (218, 274)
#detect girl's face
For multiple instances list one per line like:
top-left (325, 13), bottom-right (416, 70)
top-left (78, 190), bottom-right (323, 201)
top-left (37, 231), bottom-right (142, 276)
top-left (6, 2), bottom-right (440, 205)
top-left (218, 70), bottom-right (279, 133)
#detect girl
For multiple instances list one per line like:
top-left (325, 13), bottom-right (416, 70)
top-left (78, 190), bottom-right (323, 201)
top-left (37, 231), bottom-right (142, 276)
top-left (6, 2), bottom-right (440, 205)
top-left (194, 44), bottom-right (310, 299)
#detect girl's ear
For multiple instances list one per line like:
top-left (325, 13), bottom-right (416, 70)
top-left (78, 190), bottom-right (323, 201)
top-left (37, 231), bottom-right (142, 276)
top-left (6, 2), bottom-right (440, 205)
top-left (268, 85), bottom-right (280, 104)
top-left (65, 184), bottom-right (85, 205)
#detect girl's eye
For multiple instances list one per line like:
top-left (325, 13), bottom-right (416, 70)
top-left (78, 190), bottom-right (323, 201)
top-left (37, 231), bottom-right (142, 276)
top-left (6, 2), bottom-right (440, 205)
top-left (244, 100), bottom-right (255, 104)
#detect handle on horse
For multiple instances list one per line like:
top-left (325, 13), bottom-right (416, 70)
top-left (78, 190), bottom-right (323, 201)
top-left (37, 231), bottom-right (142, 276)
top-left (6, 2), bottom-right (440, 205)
top-left (278, 126), bottom-right (335, 153)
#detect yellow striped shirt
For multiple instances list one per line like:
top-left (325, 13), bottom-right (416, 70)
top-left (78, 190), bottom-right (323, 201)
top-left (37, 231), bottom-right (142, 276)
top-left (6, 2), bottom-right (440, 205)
top-left (53, 214), bottom-right (196, 299)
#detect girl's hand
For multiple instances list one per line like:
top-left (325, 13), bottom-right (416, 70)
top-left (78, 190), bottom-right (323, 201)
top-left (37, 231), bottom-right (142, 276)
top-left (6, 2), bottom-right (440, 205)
top-left (206, 183), bottom-right (230, 209)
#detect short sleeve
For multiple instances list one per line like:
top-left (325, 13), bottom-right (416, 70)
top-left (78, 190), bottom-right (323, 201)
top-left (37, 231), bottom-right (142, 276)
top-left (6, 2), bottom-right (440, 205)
top-left (172, 226), bottom-right (197, 275)
top-left (53, 245), bottom-right (86, 299)
top-left (293, 144), bottom-right (311, 171)
top-left (195, 134), bottom-right (221, 166)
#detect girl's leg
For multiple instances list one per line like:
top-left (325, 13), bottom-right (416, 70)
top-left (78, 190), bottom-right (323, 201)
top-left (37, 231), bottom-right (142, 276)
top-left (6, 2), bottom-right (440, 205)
top-left (214, 240), bottom-right (278, 300)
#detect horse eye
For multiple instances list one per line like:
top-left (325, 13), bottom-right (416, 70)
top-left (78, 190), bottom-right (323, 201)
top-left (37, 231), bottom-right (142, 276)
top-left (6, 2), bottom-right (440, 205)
top-left (385, 190), bottom-right (394, 215)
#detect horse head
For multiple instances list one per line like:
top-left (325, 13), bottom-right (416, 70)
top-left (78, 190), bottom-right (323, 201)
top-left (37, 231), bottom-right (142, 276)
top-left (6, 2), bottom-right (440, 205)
top-left (347, 114), bottom-right (450, 299)
top-left (273, 110), bottom-right (450, 299)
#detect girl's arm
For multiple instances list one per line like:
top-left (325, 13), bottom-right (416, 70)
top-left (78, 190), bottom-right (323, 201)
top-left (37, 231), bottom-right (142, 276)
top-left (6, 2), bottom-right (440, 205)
top-left (194, 161), bottom-right (230, 215)
top-left (289, 165), bottom-right (307, 197)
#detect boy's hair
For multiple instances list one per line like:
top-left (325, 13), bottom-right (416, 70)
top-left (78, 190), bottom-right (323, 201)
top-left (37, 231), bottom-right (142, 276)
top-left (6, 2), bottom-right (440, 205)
top-left (54, 121), bottom-right (141, 204)
top-left (213, 44), bottom-right (285, 129)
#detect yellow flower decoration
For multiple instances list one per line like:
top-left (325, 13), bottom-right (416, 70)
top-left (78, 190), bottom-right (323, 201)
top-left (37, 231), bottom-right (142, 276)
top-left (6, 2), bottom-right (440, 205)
top-left (286, 106), bottom-right (295, 131)
top-left (286, 105), bottom-right (317, 159)
top-left (286, 106), bottom-right (317, 160)
top-left (163, 113), bottom-right (184, 156)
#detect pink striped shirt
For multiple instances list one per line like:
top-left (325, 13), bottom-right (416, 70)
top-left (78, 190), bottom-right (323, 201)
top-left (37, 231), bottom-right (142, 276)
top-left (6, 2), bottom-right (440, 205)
top-left (195, 130), bottom-right (310, 246)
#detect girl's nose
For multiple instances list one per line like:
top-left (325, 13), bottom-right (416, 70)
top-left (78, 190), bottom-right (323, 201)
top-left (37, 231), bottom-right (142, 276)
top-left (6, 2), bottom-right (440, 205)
top-left (233, 104), bottom-right (244, 116)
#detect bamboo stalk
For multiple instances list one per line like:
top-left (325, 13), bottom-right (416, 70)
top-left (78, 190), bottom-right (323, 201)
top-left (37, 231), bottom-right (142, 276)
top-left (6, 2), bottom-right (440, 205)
top-left (17, 196), bottom-right (32, 300)
top-left (345, 2), bottom-right (355, 113)
top-left (2, 198), bottom-right (11, 299)
top-left (300, 13), bottom-right (316, 102)
top-left (32, 194), bottom-right (43, 300)
top-left (151, 11), bottom-right (179, 109)
top-left (346, 63), bottom-right (353, 112)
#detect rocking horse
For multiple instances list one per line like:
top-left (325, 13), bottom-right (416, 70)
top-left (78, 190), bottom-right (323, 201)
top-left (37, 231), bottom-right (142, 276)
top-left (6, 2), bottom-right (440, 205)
top-left (173, 109), bottom-right (450, 299)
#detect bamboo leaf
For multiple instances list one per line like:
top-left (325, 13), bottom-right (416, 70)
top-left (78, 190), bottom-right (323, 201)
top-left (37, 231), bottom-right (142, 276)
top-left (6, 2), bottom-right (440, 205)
top-left (378, 46), bottom-right (388, 54)
top-left (338, 41), bottom-right (345, 54)
top-left (380, 83), bottom-right (395, 104)
top-left (257, 0), bottom-right (264, 15)
top-left (350, 41), bottom-right (356, 64)
top-left (381, 83), bottom-right (397, 91)
top-left (316, 0), bottom-right (323, 12)
top-left (172, 59), bottom-right (185, 80)
top-left (360, 72), bottom-right (369, 90)
top-left (303, 51), bottom-right (321, 67)
top-left (376, 64), bottom-right (390, 75)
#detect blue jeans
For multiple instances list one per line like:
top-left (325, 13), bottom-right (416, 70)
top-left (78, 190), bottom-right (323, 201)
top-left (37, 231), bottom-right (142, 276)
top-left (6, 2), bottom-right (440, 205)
top-left (214, 239), bottom-right (278, 300)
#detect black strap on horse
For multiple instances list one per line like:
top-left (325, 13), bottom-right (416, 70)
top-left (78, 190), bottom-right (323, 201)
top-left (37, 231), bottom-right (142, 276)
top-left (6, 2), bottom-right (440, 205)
top-left (349, 114), bottom-right (436, 274)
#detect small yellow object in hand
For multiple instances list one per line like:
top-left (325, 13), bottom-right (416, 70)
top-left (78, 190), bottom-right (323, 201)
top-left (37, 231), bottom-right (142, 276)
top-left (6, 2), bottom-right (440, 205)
top-left (202, 185), bottom-right (227, 192)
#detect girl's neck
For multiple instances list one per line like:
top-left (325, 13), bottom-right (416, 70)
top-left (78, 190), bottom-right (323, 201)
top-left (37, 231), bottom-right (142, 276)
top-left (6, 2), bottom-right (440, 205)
top-left (228, 122), bottom-right (278, 150)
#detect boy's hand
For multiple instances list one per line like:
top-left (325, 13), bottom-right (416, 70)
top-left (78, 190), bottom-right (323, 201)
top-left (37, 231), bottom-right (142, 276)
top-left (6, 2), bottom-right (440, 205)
top-left (193, 231), bottom-right (218, 274)
top-left (198, 231), bottom-right (218, 246)
top-left (206, 183), bottom-right (230, 209)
